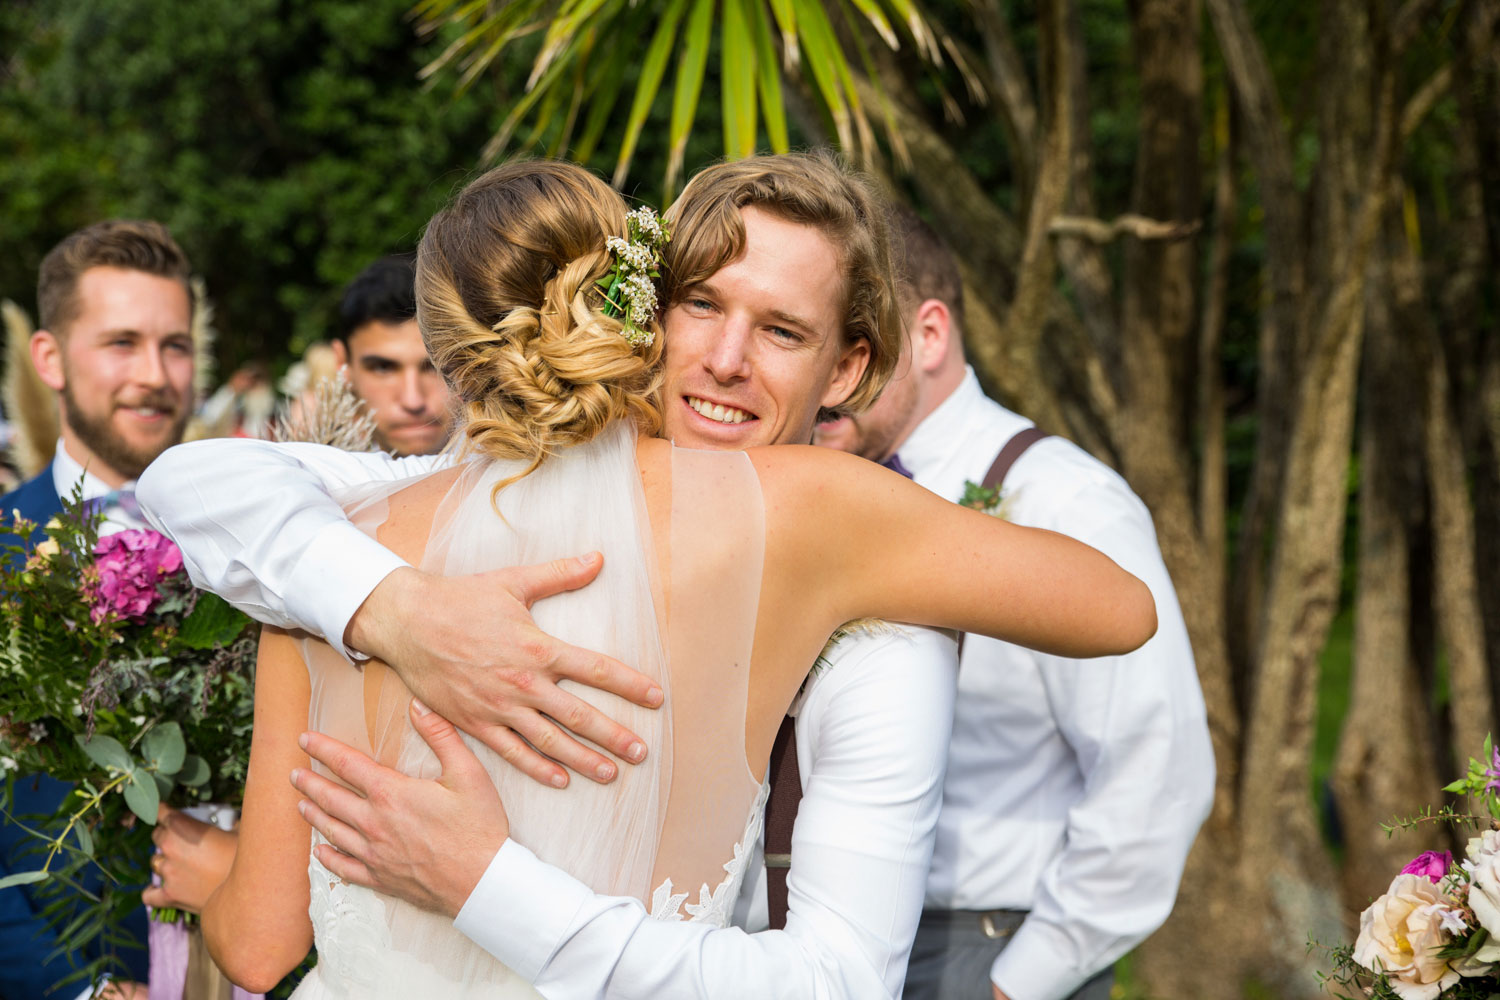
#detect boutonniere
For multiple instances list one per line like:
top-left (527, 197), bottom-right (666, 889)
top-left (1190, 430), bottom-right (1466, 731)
top-left (960, 480), bottom-right (1010, 518)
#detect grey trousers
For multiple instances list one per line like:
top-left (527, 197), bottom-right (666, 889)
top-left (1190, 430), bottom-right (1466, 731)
top-left (903, 909), bottom-right (1114, 1000)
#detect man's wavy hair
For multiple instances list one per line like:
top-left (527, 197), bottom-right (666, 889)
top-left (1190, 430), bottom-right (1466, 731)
top-left (38, 220), bottom-right (194, 336)
top-left (662, 151), bottom-right (903, 419)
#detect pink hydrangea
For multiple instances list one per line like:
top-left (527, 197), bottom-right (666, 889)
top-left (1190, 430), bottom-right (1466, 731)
top-left (1400, 850), bottom-right (1454, 884)
top-left (87, 529), bottom-right (184, 624)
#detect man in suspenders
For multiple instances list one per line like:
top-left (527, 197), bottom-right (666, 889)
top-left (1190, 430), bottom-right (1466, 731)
top-left (815, 207), bottom-right (1214, 1000)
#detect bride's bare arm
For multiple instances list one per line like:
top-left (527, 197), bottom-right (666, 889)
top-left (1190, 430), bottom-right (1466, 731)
top-left (751, 445), bottom-right (1157, 658)
top-left (201, 626), bottom-right (314, 991)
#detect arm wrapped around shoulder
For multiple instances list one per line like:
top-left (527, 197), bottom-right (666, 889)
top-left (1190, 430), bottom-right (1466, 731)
top-left (753, 445), bottom-right (1158, 660)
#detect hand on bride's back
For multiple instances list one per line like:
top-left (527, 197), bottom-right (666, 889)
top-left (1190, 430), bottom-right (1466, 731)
top-left (346, 554), bottom-right (664, 789)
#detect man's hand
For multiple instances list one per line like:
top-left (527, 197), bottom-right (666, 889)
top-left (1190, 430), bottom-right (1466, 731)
top-left (347, 554), bottom-right (663, 789)
top-left (291, 699), bottom-right (506, 918)
top-left (993, 986), bottom-right (1010, 1000)
top-left (140, 806), bottom-right (238, 914)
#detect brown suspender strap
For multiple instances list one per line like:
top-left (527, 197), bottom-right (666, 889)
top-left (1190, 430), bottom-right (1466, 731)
top-left (764, 713), bottom-right (800, 930)
top-left (981, 426), bottom-right (1052, 491)
top-left (763, 427), bottom-right (1050, 929)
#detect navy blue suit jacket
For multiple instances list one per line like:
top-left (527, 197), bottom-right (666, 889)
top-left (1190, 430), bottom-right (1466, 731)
top-left (0, 467), bottom-right (149, 998)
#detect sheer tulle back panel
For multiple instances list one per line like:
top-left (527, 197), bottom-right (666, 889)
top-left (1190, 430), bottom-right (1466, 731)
top-left (297, 423), bottom-right (669, 996)
top-left (648, 445), bottom-right (767, 910)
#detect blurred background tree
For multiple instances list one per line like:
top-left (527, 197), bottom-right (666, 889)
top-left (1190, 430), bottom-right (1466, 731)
top-left (3, 0), bottom-right (1498, 996)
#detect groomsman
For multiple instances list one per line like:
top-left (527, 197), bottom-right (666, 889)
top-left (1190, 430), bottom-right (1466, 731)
top-left (331, 255), bottom-right (453, 456)
top-left (816, 207), bottom-right (1214, 1000)
top-left (0, 219), bottom-right (198, 999)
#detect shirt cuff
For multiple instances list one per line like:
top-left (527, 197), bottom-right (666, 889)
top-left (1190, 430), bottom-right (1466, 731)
top-left (279, 522), bottom-right (409, 662)
top-left (989, 918), bottom-right (1103, 1000)
top-left (453, 839), bottom-right (595, 982)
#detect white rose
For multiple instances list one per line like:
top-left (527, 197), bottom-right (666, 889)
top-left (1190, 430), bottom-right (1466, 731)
top-left (1353, 874), bottom-right (1461, 1000)
top-left (1464, 844), bottom-right (1500, 963)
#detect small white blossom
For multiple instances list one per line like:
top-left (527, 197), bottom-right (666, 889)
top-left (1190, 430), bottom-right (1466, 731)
top-left (1421, 902), bottom-right (1470, 935)
top-left (0, 757), bottom-right (17, 774)
top-left (28, 723), bottom-right (45, 742)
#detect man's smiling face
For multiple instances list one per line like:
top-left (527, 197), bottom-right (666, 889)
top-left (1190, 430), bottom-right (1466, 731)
top-left (660, 206), bottom-right (870, 450)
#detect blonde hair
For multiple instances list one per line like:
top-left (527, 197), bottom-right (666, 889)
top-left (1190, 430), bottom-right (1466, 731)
top-left (663, 151), bottom-right (903, 418)
top-left (417, 161), bottom-right (664, 486)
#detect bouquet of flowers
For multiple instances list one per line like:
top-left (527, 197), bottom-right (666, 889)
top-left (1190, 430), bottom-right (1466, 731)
top-left (1322, 739), bottom-right (1500, 999)
top-left (0, 492), bottom-right (257, 990)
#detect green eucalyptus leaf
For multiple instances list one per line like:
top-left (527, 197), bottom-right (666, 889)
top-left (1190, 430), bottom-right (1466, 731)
top-left (177, 755), bottom-right (210, 788)
top-left (124, 769), bottom-right (160, 825)
top-left (75, 734), bottom-right (132, 774)
top-left (142, 722), bottom-right (186, 775)
top-left (0, 870), bottom-right (48, 890)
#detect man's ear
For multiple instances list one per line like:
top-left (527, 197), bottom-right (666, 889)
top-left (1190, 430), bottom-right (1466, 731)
top-left (30, 330), bottom-right (66, 392)
top-left (330, 339), bottom-right (350, 372)
top-left (821, 336), bottom-right (872, 412)
top-left (912, 299), bottom-right (952, 375)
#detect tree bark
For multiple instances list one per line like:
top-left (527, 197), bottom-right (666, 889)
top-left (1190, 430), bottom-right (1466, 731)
top-left (1332, 226), bottom-right (1441, 912)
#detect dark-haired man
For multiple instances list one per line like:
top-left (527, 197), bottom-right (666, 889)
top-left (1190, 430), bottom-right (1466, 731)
top-left (817, 206), bottom-right (1212, 1000)
top-left (0, 218), bottom-right (198, 999)
top-left (333, 255), bottom-right (452, 456)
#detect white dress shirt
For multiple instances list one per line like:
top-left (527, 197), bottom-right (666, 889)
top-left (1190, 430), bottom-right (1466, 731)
top-left (899, 369), bottom-right (1214, 1000)
top-left (51, 438), bottom-right (149, 534)
top-left (137, 437), bottom-right (960, 999)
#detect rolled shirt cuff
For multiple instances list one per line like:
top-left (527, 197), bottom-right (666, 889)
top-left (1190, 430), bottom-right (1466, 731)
top-left (279, 522), bottom-right (409, 663)
top-left (989, 917), bottom-right (1109, 1000)
top-left (453, 839), bottom-right (595, 983)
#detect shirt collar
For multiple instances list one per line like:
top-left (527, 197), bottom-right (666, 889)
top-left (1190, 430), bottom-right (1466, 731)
top-left (52, 438), bottom-right (123, 502)
top-left (895, 367), bottom-right (1028, 479)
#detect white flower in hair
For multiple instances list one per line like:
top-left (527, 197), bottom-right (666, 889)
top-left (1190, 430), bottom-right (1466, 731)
top-left (599, 206), bottom-right (671, 347)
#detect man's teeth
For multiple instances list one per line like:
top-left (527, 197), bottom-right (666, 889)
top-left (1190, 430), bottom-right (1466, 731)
top-left (131, 407), bottom-right (164, 417)
top-left (687, 397), bottom-right (752, 424)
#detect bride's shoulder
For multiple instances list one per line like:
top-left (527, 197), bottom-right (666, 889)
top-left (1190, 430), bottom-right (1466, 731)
top-left (745, 444), bottom-right (887, 501)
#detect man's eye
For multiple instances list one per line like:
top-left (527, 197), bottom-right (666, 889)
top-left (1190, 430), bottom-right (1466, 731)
top-left (769, 326), bottom-right (800, 342)
top-left (165, 341), bottom-right (193, 355)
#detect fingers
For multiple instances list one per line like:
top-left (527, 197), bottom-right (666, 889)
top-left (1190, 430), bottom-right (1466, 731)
top-left (510, 712), bottom-right (624, 785)
top-left (297, 798), bottom-right (369, 862)
top-left (298, 731), bottom-right (386, 795)
top-left (474, 724), bottom-right (569, 789)
top-left (538, 688), bottom-right (650, 768)
top-left (289, 766), bottom-right (373, 834)
top-left (141, 886), bottom-right (172, 909)
top-left (507, 552), bottom-right (603, 608)
top-left (552, 643), bottom-right (664, 712)
top-left (311, 841), bottom-right (377, 891)
top-left (409, 700), bottom-right (487, 787)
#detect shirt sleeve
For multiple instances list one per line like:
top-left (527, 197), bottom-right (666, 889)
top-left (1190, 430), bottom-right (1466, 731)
top-left (454, 628), bottom-right (958, 1000)
top-left (989, 483), bottom-right (1215, 1000)
top-left (137, 438), bottom-right (443, 659)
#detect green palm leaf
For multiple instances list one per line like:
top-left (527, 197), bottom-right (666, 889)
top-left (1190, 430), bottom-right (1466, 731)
top-left (415, 0), bottom-right (948, 194)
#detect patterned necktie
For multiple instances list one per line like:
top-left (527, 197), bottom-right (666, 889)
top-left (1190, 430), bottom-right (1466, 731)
top-left (881, 454), bottom-right (914, 480)
top-left (82, 489), bottom-right (141, 521)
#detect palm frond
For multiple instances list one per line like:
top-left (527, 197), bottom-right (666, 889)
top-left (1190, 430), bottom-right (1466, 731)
top-left (414, 0), bottom-right (946, 192)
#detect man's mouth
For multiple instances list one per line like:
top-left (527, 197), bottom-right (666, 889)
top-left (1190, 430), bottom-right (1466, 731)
top-left (685, 396), bottom-right (756, 425)
top-left (120, 404), bottom-right (174, 422)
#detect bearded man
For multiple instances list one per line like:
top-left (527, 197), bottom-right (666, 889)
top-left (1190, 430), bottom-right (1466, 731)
top-left (0, 219), bottom-right (198, 999)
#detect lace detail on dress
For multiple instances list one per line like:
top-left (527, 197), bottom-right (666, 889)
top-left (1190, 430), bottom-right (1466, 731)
top-left (647, 780), bottom-right (770, 927)
top-left (304, 836), bottom-right (391, 995)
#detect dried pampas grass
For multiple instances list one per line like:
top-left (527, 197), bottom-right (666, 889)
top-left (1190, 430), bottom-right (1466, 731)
top-left (272, 375), bottom-right (379, 452)
top-left (2, 300), bottom-right (58, 478)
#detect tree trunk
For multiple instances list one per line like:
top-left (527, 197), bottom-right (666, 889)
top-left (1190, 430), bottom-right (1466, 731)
top-left (1331, 227), bottom-right (1441, 912)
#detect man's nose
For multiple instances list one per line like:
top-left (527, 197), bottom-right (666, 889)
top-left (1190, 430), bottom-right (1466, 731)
top-left (133, 344), bottom-right (169, 388)
top-left (398, 368), bottom-right (428, 413)
top-left (703, 319), bottom-right (752, 383)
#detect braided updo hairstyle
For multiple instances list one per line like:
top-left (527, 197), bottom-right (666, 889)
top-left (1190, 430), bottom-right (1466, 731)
top-left (417, 160), bottom-right (664, 485)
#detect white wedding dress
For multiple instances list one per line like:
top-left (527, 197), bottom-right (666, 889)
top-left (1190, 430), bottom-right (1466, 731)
top-left (288, 423), bottom-right (771, 998)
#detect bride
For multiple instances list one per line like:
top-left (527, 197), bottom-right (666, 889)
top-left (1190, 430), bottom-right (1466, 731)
top-left (196, 159), bottom-right (1154, 996)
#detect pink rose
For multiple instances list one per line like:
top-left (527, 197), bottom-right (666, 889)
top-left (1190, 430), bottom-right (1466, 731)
top-left (1400, 850), bottom-right (1453, 883)
top-left (87, 529), bottom-right (184, 623)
